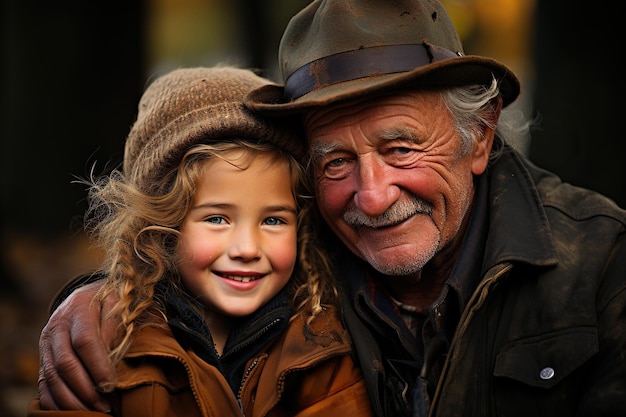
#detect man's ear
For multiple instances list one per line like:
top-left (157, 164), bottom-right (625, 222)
top-left (471, 96), bottom-right (503, 175)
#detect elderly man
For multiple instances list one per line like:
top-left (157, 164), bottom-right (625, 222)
top-left (37, 1), bottom-right (626, 416)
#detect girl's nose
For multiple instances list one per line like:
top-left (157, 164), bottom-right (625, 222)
top-left (228, 226), bottom-right (261, 261)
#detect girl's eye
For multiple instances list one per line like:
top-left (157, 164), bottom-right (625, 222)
top-left (263, 217), bottom-right (284, 226)
top-left (205, 216), bottom-right (226, 225)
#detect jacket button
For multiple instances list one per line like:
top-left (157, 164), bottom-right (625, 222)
top-left (539, 367), bottom-right (555, 380)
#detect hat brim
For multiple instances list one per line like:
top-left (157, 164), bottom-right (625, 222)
top-left (246, 56), bottom-right (520, 116)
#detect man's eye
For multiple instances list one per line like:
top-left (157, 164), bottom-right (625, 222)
top-left (327, 157), bottom-right (346, 167)
top-left (392, 147), bottom-right (412, 155)
top-left (263, 217), bottom-right (284, 226)
top-left (319, 156), bottom-right (353, 180)
top-left (384, 145), bottom-right (422, 167)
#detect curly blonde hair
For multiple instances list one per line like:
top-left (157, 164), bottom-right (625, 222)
top-left (85, 139), bottom-right (337, 364)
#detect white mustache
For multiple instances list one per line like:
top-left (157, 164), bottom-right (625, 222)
top-left (342, 196), bottom-right (432, 228)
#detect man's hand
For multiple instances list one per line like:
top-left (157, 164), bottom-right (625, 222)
top-left (38, 280), bottom-right (118, 411)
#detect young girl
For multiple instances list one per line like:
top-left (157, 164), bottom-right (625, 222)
top-left (28, 67), bottom-right (372, 416)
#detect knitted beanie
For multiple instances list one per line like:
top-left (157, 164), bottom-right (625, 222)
top-left (123, 66), bottom-right (305, 192)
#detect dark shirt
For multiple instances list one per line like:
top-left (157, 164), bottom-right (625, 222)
top-left (159, 282), bottom-right (292, 394)
top-left (344, 174), bottom-right (489, 416)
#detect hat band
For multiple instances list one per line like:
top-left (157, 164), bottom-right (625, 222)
top-left (284, 43), bottom-right (461, 101)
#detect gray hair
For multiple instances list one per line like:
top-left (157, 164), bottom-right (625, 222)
top-left (443, 77), bottom-right (531, 161)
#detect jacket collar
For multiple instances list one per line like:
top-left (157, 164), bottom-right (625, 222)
top-left (124, 282), bottom-right (292, 394)
top-left (483, 144), bottom-right (559, 271)
top-left (248, 306), bottom-right (353, 416)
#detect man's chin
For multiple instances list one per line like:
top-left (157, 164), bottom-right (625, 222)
top-left (360, 246), bottom-right (437, 277)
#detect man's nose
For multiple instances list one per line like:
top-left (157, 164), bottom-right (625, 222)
top-left (353, 155), bottom-right (400, 217)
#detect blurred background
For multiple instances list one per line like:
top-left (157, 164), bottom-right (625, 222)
top-left (0, 0), bottom-right (623, 415)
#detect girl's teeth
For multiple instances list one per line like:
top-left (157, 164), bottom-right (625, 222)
top-left (225, 275), bottom-right (257, 283)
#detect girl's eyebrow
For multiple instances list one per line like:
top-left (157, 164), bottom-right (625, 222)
top-left (264, 205), bottom-right (297, 214)
top-left (190, 202), bottom-right (297, 213)
top-left (189, 202), bottom-right (232, 210)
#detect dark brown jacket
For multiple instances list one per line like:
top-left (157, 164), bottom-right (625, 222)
top-left (341, 143), bottom-right (626, 417)
top-left (27, 305), bottom-right (373, 417)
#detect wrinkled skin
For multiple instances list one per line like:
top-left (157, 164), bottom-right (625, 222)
top-left (37, 90), bottom-right (499, 411)
top-left (38, 281), bottom-right (116, 411)
top-left (305, 91), bottom-right (495, 307)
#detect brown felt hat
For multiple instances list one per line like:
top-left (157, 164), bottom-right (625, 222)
top-left (246, 0), bottom-right (520, 115)
top-left (124, 66), bottom-right (305, 192)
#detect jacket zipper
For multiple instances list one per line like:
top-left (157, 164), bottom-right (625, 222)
top-left (225, 317), bottom-right (283, 360)
top-left (237, 358), bottom-right (259, 416)
top-left (232, 317), bottom-right (283, 415)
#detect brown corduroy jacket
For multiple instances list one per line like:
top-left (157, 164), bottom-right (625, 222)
top-left (27, 306), bottom-right (373, 417)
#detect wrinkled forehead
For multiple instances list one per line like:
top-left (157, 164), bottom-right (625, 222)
top-left (303, 88), bottom-right (444, 140)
